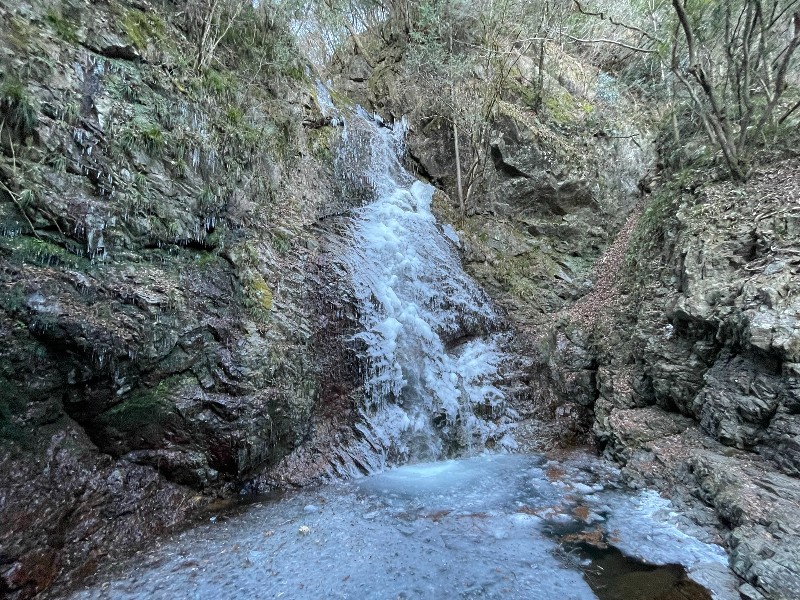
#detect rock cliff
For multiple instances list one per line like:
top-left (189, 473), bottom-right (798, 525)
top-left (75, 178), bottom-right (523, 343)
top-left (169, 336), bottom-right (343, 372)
top-left (587, 158), bottom-right (800, 600)
top-left (0, 0), bottom-right (349, 595)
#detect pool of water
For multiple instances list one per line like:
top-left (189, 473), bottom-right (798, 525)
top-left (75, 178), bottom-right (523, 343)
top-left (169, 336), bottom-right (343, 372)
top-left (64, 453), bottom-right (739, 599)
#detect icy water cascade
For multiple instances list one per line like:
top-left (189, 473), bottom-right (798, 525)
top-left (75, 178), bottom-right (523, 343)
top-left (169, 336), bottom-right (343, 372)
top-left (319, 85), bottom-right (515, 472)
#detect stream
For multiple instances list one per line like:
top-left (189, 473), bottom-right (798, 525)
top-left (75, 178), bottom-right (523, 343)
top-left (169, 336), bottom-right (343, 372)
top-left (67, 87), bottom-right (740, 599)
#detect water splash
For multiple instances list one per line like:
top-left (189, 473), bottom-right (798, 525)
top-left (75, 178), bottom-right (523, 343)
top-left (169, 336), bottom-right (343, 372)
top-left (319, 83), bottom-right (515, 469)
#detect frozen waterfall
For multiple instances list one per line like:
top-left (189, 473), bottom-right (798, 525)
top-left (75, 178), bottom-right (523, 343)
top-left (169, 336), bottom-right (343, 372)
top-left (318, 84), bottom-right (516, 472)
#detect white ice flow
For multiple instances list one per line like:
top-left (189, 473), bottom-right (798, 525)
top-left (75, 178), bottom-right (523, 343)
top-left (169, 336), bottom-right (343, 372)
top-left (317, 82), bottom-right (516, 471)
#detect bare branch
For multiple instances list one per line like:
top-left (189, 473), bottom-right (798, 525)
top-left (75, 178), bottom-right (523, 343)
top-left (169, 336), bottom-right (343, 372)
top-left (779, 98), bottom-right (800, 123)
top-left (559, 32), bottom-right (659, 54)
top-left (572, 0), bottom-right (662, 43)
top-left (672, 0), bottom-right (697, 65)
top-left (0, 179), bottom-right (40, 239)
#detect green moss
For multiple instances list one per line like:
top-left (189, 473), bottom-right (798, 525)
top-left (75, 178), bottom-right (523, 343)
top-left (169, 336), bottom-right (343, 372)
top-left (494, 252), bottom-right (553, 300)
top-left (308, 125), bottom-right (335, 161)
top-left (249, 273), bottom-right (273, 311)
top-left (45, 8), bottom-right (80, 43)
top-left (271, 231), bottom-right (290, 255)
top-left (99, 376), bottom-right (181, 430)
top-left (237, 270), bottom-right (273, 326)
top-left (4, 236), bottom-right (89, 269)
top-left (122, 9), bottom-right (165, 51)
top-left (545, 90), bottom-right (578, 125)
top-left (0, 78), bottom-right (38, 138)
top-left (205, 229), bottom-right (223, 249)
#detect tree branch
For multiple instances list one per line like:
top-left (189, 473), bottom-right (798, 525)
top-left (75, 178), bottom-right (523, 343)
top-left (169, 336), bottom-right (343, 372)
top-left (572, 0), bottom-right (662, 43)
top-left (559, 32), bottom-right (659, 53)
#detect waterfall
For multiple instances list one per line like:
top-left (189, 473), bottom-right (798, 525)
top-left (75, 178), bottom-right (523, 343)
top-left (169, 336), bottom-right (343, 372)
top-left (318, 84), bottom-right (516, 474)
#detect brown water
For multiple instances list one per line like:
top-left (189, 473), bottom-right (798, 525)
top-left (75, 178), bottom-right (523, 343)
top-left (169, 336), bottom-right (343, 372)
top-left (570, 544), bottom-right (713, 600)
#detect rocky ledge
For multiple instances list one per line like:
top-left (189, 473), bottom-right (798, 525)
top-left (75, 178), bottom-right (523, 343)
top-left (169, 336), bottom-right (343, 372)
top-left (552, 158), bottom-right (800, 599)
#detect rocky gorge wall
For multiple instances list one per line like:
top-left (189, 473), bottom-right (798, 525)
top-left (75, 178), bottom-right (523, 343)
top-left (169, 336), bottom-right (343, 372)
top-left (583, 159), bottom-right (800, 600)
top-left (0, 0), bottom-right (362, 596)
top-left (332, 33), bottom-right (656, 441)
top-left (2, 2), bottom-right (799, 599)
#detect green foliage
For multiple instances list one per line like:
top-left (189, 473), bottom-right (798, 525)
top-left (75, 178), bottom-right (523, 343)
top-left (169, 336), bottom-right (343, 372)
top-left (199, 185), bottom-right (217, 210)
top-left (45, 8), bottom-right (80, 43)
top-left (4, 15), bottom-right (34, 53)
top-left (60, 100), bottom-right (80, 124)
top-left (226, 106), bottom-right (244, 126)
top-left (0, 78), bottom-right (38, 138)
top-left (17, 188), bottom-right (35, 209)
top-left (122, 9), bottom-right (165, 50)
top-left (193, 248), bottom-right (220, 266)
top-left (625, 175), bottom-right (691, 267)
top-left (184, 0), bottom-right (307, 79)
top-left (308, 125), bottom-right (335, 161)
top-left (47, 154), bottom-right (68, 173)
top-left (271, 231), bottom-right (290, 254)
top-left (200, 69), bottom-right (236, 96)
top-left (6, 236), bottom-right (89, 270)
top-left (118, 115), bottom-right (164, 155)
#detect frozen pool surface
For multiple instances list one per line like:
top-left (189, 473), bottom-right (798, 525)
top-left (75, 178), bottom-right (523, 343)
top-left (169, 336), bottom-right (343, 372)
top-left (65, 453), bottom-right (740, 600)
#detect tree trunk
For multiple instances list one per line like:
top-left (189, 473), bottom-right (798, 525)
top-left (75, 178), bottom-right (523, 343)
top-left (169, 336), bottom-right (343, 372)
top-left (453, 122), bottom-right (465, 221)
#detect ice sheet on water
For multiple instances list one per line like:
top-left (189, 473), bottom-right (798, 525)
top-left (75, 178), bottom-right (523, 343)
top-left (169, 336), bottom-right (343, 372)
top-left (603, 490), bottom-right (739, 600)
top-left (68, 453), bottom-right (737, 600)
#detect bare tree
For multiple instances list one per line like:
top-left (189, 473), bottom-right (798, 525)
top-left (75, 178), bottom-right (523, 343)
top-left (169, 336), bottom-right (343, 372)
top-left (405, 0), bottom-right (553, 220)
top-left (671, 0), bottom-right (800, 180)
top-left (186, 0), bottom-right (250, 72)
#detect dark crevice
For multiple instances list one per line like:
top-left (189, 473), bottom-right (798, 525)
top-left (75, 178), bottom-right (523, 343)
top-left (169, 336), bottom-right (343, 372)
top-left (490, 145), bottom-right (531, 179)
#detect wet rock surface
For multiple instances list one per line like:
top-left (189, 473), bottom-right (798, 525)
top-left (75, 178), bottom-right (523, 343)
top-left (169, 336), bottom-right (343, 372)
top-left (558, 160), bottom-right (800, 599)
top-left (0, 0), bottom-right (348, 596)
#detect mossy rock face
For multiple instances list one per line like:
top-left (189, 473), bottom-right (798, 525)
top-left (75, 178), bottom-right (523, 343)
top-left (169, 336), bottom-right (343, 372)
top-left (4, 235), bottom-right (90, 269)
top-left (0, 381), bottom-right (31, 445)
top-left (0, 0), bottom-right (345, 594)
top-left (0, 76), bottom-right (39, 141)
top-left (120, 7), bottom-right (166, 53)
top-left (45, 7), bottom-right (81, 44)
top-left (249, 274), bottom-right (274, 311)
top-left (97, 382), bottom-right (176, 432)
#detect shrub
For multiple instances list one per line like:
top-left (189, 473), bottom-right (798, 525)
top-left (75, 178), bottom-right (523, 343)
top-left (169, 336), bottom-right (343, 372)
top-left (0, 78), bottom-right (38, 138)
